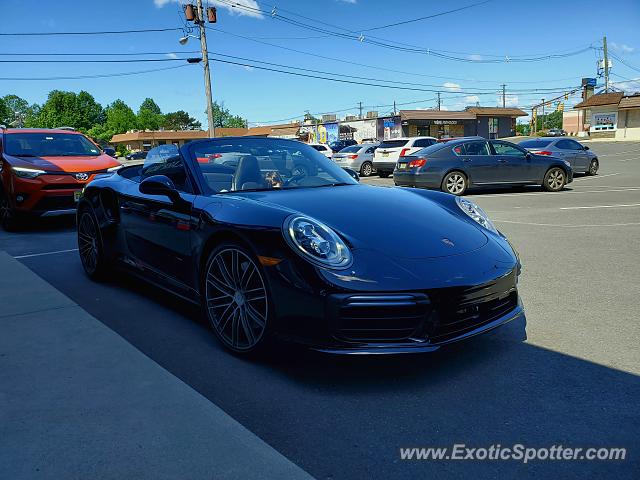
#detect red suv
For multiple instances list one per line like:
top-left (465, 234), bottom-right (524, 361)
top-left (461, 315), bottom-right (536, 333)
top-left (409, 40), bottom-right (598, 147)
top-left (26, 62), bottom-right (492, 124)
top-left (0, 127), bottom-right (121, 230)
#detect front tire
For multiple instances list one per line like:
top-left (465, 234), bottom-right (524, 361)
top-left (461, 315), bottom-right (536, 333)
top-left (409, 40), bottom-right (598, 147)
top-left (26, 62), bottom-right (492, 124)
top-left (442, 171), bottom-right (467, 195)
top-left (543, 167), bottom-right (566, 192)
top-left (77, 207), bottom-right (109, 280)
top-left (203, 243), bottom-right (271, 355)
top-left (587, 159), bottom-right (599, 176)
top-left (0, 189), bottom-right (20, 231)
top-left (360, 161), bottom-right (373, 177)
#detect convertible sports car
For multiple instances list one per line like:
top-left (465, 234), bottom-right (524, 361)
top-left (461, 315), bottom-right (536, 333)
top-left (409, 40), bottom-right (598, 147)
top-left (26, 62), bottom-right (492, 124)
top-left (77, 137), bottom-right (524, 355)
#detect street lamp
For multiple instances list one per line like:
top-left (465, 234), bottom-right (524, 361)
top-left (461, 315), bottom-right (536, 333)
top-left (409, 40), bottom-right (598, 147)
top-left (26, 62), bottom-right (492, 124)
top-left (178, 34), bottom-right (199, 45)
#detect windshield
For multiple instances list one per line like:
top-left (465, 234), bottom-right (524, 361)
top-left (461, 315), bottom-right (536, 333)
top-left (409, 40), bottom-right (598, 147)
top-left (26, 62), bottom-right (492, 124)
top-left (5, 133), bottom-right (101, 157)
top-left (188, 138), bottom-right (358, 193)
top-left (378, 139), bottom-right (408, 149)
top-left (519, 139), bottom-right (553, 148)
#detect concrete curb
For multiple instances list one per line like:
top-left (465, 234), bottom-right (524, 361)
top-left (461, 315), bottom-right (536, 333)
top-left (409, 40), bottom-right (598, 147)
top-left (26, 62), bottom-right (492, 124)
top-left (0, 251), bottom-right (313, 480)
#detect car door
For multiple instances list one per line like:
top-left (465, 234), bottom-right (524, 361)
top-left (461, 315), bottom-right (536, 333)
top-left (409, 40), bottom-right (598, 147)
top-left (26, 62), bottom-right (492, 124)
top-left (490, 141), bottom-right (533, 183)
top-left (566, 139), bottom-right (589, 172)
top-left (554, 139), bottom-right (579, 170)
top-left (458, 140), bottom-right (497, 184)
top-left (119, 146), bottom-right (196, 287)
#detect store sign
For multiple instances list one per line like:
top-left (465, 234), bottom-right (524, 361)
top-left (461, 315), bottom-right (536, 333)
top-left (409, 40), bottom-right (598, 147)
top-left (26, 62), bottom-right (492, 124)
top-left (433, 120), bottom-right (459, 125)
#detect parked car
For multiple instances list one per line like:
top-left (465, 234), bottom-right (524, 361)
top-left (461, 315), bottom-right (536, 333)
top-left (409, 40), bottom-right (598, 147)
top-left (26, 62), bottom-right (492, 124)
top-left (308, 143), bottom-right (333, 158)
top-left (77, 137), bottom-right (523, 356)
top-left (331, 143), bottom-right (378, 176)
top-left (0, 127), bottom-right (122, 230)
top-left (519, 137), bottom-right (598, 175)
top-left (373, 136), bottom-right (438, 178)
top-left (125, 150), bottom-right (148, 161)
top-left (393, 138), bottom-right (573, 195)
top-left (328, 139), bottom-right (357, 152)
top-left (547, 128), bottom-right (567, 137)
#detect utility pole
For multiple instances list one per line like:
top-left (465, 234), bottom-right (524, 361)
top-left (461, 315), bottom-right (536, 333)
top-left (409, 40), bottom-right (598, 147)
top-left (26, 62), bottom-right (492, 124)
top-left (437, 92), bottom-right (441, 111)
top-left (541, 98), bottom-right (545, 130)
top-left (358, 101), bottom-right (363, 119)
top-left (393, 101), bottom-right (397, 115)
top-left (603, 35), bottom-right (610, 92)
top-left (501, 84), bottom-right (506, 108)
top-left (195, 0), bottom-right (215, 137)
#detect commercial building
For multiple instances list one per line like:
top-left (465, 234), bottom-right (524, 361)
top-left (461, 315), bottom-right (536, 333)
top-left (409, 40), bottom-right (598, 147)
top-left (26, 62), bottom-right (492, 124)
top-left (569, 92), bottom-right (640, 140)
top-left (110, 130), bottom-right (209, 151)
top-left (400, 108), bottom-right (526, 139)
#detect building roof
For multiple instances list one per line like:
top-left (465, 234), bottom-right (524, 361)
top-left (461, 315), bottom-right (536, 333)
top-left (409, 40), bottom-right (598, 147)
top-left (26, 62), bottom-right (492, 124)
top-left (618, 94), bottom-right (640, 110)
top-left (573, 92), bottom-right (624, 109)
top-left (111, 130), bottom-right (209, 143)
top-left (215, 127), bottom-right (248, 137)
top-left (400, 110), bottom-right (476, 121)
top-left (246, 123), bottom-right (300, 137)
top-left (466, 107), bottom-right (527, 117)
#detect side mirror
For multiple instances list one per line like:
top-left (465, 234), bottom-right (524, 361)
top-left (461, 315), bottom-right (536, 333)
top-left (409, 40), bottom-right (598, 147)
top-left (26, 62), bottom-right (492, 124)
top-left (342, 167), bottom-right (360, 182)
top-left (583, 145), bottom-right (589, 150)
top-left (140, 175), bottom-right (180, 201)
top-left (525, 152), bottom-right (532, 160)
top-left (103, 147), bottom-right (116, 158)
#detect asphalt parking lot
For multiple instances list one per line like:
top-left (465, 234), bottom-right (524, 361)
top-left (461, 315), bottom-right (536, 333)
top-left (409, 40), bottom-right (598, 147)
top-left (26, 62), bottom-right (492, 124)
top-left (2, 140), bottom-right (639, 479)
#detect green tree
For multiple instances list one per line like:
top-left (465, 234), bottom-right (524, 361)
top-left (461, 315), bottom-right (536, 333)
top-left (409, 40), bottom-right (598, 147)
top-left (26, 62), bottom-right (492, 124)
top-left (1, 94), bottom-right (41, 127)
top-left (137, 97), bottom-right (164, 130)
top-left (536, 109), bottom-right (562, 132)
top-left (105, 99), bottom-right (137, 134)
top-left (163, 110), bottom-right (202, 130)
top-left (36, 90), bottom-right (103, 131)
top-left (0, 97), bottom-right (9, 125)
top-left (211, 101), bottom-right (246, 128)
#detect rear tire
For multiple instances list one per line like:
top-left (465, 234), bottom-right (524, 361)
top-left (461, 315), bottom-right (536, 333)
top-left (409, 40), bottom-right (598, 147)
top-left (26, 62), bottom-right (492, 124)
top-left (77, 206), bottom-right (110, 280)
top-left (360, 161), bottom-right (373, 177)
top-left (202, 242), bottom-right (272, 356)
top-left (543, 167), bottom-right (566, 192)
top-left (587, 159), bottom-right (599, 176)
top-left (441, 171), bottom-right (467, 196)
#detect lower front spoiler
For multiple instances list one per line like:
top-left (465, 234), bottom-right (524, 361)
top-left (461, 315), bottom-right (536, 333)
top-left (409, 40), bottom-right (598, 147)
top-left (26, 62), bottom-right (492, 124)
top-left (311, 302), bottom-right (525, 355)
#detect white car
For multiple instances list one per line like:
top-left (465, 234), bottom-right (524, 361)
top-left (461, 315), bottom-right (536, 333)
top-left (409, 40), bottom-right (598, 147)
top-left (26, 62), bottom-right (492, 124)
top-left (372, 136), bottom-right (437, 178)
top-left (308, 143), bottom-right (333, 158)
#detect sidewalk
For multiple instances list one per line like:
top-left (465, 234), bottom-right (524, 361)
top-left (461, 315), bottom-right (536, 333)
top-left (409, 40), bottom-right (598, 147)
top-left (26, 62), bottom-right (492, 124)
top-left (0, 251), bottom-right (312, 480)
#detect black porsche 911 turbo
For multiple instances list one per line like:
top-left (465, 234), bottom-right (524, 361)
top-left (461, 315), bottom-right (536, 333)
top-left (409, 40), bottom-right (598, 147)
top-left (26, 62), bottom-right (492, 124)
top-left (77, 137), bottom-right (524, 355)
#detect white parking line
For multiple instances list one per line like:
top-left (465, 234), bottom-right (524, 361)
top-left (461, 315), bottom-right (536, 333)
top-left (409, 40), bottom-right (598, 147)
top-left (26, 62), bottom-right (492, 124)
top-left (13, 248), bottom-right (79, 259)
top-left (573, 173), bottom-right (620, 181)
top-left (493, 220), bottom-right (640, 228)
top-left (559, 203), bottom-right (640, 210)
top-left (476, 187), bottom-right (640, 199)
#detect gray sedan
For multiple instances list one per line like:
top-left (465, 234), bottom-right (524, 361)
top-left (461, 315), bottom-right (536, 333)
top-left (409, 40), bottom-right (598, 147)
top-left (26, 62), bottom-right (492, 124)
top-left (519, 137), bottom-right (598, 175)
top-left (331, 143), bottom-right (378, 177)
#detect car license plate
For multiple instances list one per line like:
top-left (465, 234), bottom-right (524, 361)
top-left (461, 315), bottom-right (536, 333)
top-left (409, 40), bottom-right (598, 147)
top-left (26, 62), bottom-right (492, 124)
top-left (74, 190), bottom-right (83, 202)
top-left (382, 152), bottom-right (389, 157)
top-left (398, 163), bottom-right (407, 170)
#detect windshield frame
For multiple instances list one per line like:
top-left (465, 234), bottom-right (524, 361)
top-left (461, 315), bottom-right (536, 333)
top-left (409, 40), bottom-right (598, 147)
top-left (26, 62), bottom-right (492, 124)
top-left (183, 137), bottom-right (358, 195)
top-left (4, 132), bottom-right (102, 157)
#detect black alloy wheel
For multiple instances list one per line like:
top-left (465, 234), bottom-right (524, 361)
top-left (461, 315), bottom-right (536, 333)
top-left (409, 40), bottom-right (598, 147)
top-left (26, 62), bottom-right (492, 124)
top-left (204, 245), bottom-right (270, 354)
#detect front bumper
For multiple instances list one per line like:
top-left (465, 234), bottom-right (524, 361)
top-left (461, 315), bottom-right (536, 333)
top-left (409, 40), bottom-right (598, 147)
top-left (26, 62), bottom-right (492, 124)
top-left (7, 173), bottom-right (90, 216)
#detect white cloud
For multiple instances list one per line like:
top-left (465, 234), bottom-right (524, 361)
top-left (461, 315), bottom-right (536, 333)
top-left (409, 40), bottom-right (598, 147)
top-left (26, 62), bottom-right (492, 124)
top-left (464, 95), bottom-right (480, 104)
top-left (443, 82), bottom-right (461, 92)
top-left (165, 52), bottom-right (178, 59)
top-left (610, 42), bottom-right (635, 54)
top-left (243, 65), bottom-right (254, 72)
top-left (468, 54), bottom-right (482, 61)
top-left (154, 0), bottom-right (263, 19)
top-left (439, 105), bottom-right (449, 111)
top-left (611, 78), bottom-right (640, 94)
top-left (497, 94), bottom-right (519, 107)
top-left (337, 0), bottom-right (357, 3)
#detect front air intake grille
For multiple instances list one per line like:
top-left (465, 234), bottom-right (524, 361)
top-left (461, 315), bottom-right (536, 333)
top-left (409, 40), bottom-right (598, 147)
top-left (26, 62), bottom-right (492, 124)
top-left (333, 294), bottom-right (431, 342)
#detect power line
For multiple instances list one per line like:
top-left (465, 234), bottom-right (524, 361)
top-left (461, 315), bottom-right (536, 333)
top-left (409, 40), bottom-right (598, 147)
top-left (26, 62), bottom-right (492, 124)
top-left (0, 27), bottom-right (182, 36)
top-left (0, 64), bottom-right (190, 81)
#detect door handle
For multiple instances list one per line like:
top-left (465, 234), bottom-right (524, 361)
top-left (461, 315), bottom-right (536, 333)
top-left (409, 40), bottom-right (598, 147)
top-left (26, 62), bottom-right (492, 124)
top-left (462, 158), bottom-right (472, 162)
top-left (498, 159), bottom-right (507, 163)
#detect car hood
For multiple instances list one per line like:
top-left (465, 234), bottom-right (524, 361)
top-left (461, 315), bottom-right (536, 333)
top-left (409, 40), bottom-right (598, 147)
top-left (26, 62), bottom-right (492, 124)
top-left (6, 154), bottom-right (120, 173)
top-left (237, 185), bottom-right (488, 259)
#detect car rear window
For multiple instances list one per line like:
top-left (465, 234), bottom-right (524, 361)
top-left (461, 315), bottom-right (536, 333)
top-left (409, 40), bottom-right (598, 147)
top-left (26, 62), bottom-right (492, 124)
top-left (339, 145), bottom-right (361, 153)
top-left (413, 143), bottom-right (448, 156)
top-left (519, 140), bottom-right (553, 148)
top-left (311, 145), bottom-right (327, 151)
top-left (378, 139), bottom-right (408, 149)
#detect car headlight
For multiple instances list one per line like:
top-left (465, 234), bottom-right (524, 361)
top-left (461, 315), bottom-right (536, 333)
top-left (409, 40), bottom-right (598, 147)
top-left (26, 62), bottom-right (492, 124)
top-left (107, 165), bottom-right (123, 173)
top-left (455, 196), bottom-right (498, 233)
top-left (283, 215), bottom-right (352, 269)
top-left (12, 166), bottom-right (46, 179)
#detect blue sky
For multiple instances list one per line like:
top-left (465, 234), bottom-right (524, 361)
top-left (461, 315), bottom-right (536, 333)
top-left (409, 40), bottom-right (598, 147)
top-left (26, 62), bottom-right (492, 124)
top-left (1, 0), bottom-right (639, 126)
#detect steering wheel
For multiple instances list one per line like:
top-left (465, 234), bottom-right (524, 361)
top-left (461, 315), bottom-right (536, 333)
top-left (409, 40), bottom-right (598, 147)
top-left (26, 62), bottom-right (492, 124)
top-left (284, 164), bottom-right (309, 186)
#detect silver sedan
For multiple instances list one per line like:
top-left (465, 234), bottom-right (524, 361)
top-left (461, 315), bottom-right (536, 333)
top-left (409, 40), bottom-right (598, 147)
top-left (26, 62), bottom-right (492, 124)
top-left (519, 137), bottom-right (599, 175)
top-left (331, 143), bottom-right (379, 177)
